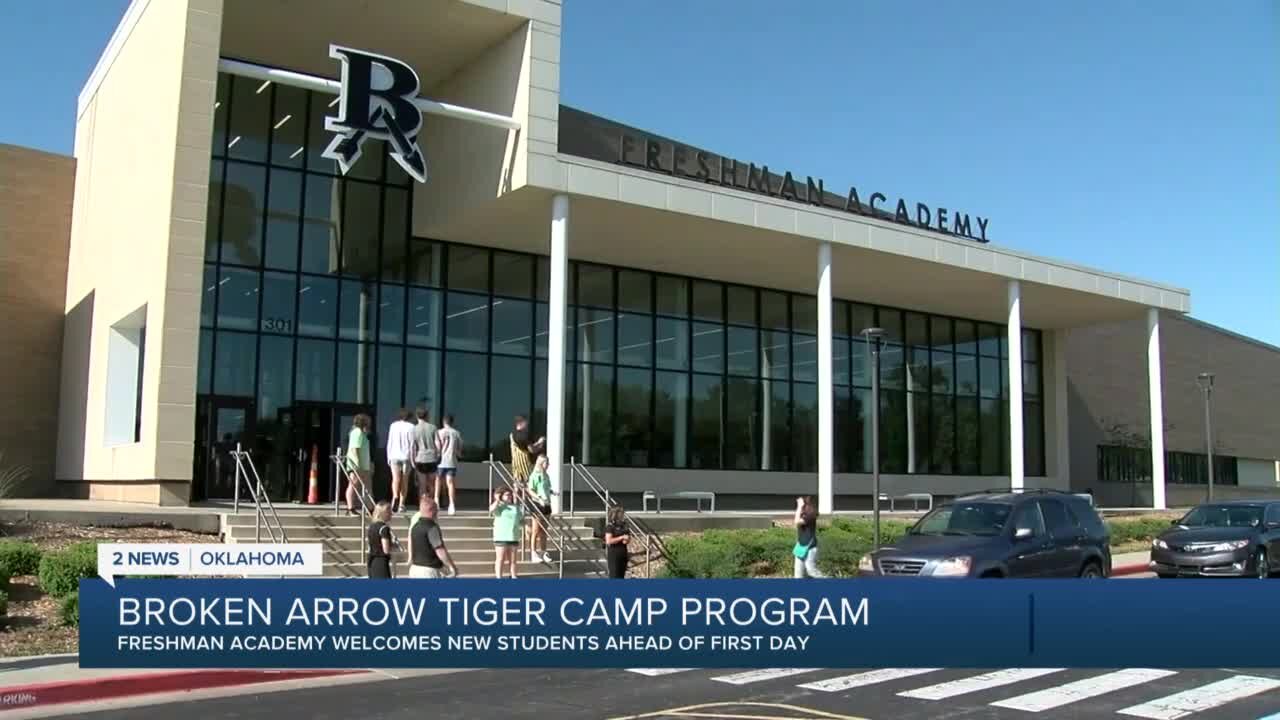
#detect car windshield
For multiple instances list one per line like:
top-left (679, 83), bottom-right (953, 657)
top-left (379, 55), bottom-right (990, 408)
top-left (1178, 504), bottom-right (1262, 528)
top-left (911, 502), bottom-right (1011, 536)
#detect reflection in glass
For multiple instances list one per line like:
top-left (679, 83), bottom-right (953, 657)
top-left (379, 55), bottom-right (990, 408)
top-left (533, 359), bottom-right (548, 439)
top-left (339, 279), bottom-right (374, 342)
top-left (761, 330), bottom-right (789, 381)
top-left (929, 394), bottom-right (952, 474)
top-left (214, 331), bottom-right (256, 396)
top-left (692, 281), bottom-right (722, 322)
top-left (834, 385), bottom-right (851, 472)
top-left (294, 338), bottom-right (334, 401)
top-left (301, 174), bottom-right (341, 274)
top-left (654, 371), bottom-right (688, 468)
top-left (442, 351), bottom-right (488, 449)
top-left (492, 298), bottom-right (533, 356)
top-left (212, 75), bottom-right (229, 156)
top-left (878, 309), bottom-right (903, 343)
top-left (956, 354), bottom-right (978, 396)
top-left (727, 286), bottom-right (756, 326)
top-left (879, 343), bottom-right (904, 390)
top-left (258, 335), bottom-right (293, 421)
top-left (931, 350), bottom-right (953, 394)
top-left (535, 303), bottom-right (548, 358)
top-left (850, 303), bottom-right (875, 336)
top-left (227, 76), bottom-right (270, 162)
top-left (198, 330), bottom-right (213, 394)
top-left (217, 267), bottom-right (258, 331)
top-left (577, 264), bottom-right (613, 308)
top-left (576, 308), bottom-right (614, 363)
top-left (958, 397), bottom-right (980, 474)
top-left (692, 323), bottom-right (723, 374)
top-left (980, 397), bottom-right (1000, 475)
top-left (376, 346), bottom-right (404, 447)
top-left (270, 84), bottom-right (306, 168)
top-left (760, 291), bottom-right (788, 330)
top-left (489, 356), bottom-right (532, 459)
top-left (409, 241), bottom-right (443, 287)
top-left (690, 374), bottom-right (722, 469)
top-left (379, 284), bottom-right (405, 344)
top-left (617, 270), bottom-right (651, 313)
top-left (221, 162), bottom-right (265, 266)
top-left (655, 276), bottom-right (688, 316)
top-left (201, 265), bottom-right (217, 327)
top-left (880, 390), bottom-right (907, 473)
top-left (265, 169), bottom-right (302, 270)
top-left (381, 188), bottom-right (408, 281)
top-left (205, 160), bottom-right (224, 261)
top-left (727, 326), bottom-right (757, 377)
top-left (725, 378), bottom-right (759, 469)
top-left (447, 245), bottom-right (489, 293)
top-left (336, 342), bottom-right (373, 404)
top-left (932, 316), bottom-right (954, 351)
top-left (792, 296), bottom-right (817, 334)
top-left (261, 272), bottom-right (296, 334)
top-left (405, 348), bottom-right (441, 416)
top-left (615, 367), bottom-right (651, 466)
top-left (617, 313), bottom-right (652, 367)
top-left (573, 363), bottom-right (612, 464)
top-left (656, 317), bottom-right (688, 370)
top-left (791, 334), bottom-right (817, 382)
top-left (342, 181), bottom-right (380, 277)
top-left (297, 275), bottom-right (337, 337)
top-left (445, 292), bottom-right (489, 352)
top-left (792, 382), bottom-right (818, 473)
top-left (1025, 400), bottom-right (1044, 476)
top-left (493, 252), bottom-right (533, 298)
top-left (905, 312), bottom-right (929, 348)
top-left (765, 377), bottom-right (789, 470)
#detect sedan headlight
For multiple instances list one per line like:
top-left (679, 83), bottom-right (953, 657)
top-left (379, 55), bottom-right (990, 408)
top-left (1152, 538), bottom-right (1168, 549)
top-left (932, 556), bottom-right (972, 577)
top-left (1209, 539), bottom-right (1250, 552)
top-left (858, 554), bottom-right (874, 573)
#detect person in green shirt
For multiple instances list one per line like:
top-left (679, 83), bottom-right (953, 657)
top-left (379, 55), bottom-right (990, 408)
top-left (344, 414), bottom-right (373, 516)
top-left (490, 487), bottom-right (524, 579)
top-left (526, 455), bottom-right (553, 563)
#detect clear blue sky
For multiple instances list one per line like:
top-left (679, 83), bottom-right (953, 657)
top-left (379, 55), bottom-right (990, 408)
top-left (3, 1), bottom-right (1275, 345)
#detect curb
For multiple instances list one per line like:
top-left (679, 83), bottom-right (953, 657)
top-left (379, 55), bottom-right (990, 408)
top-left (0, 669), bottom-right (365, 712)
top-left (1111, 562), bottom-right (1151, 577)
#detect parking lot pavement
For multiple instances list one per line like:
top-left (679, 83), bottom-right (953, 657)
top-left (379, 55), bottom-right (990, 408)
top-left (42, 665), bottom-right (1280, 720)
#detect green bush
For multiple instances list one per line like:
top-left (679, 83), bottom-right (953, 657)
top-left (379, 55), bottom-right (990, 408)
top-left (0, 540), bottom-right (42, 577)
top-left (0, 569), bottom-right (9, 591)
top-left (60, 591), bottom-right (79, 627)
top-left (38, 542), bottom-right (97, 598)
top-left (661, 518), bottom-right (915, 578)
top-left (1106, 517), bottom-right (1172, 548)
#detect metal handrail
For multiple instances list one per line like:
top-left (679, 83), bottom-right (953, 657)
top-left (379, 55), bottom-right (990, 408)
top-left (230, 444), bottom-right (289, 544)
top-left (488, 455), bottom-right (589, 579)
top-left (568, 459), bottom-right (665, 578)
top-left (332, 450), bottom-right (404, 577)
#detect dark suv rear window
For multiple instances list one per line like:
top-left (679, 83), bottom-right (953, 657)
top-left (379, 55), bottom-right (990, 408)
top-left (1063, 497), bottom-right (1107, 537)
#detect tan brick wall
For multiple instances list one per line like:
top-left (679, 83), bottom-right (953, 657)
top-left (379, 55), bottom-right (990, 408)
top-left (0, 144), bottom-right (75, 495)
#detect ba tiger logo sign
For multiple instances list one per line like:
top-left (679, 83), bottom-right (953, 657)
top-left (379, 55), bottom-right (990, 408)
top-left (323, 45), bottom-right (427, 183)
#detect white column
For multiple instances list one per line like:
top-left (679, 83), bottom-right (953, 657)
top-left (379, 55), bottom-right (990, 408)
top-left (817, 242), bottom-right (834, 514)
top-left (1147, 307), bottom-right (1166, 509)
top-left (1007, 280), bottom-right (1025, 490)
top-left (545, 194), bottom-right (569, 515)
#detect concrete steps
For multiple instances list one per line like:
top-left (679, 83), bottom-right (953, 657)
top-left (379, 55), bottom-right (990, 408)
top-left (222, 509), bottom-right (606, 579)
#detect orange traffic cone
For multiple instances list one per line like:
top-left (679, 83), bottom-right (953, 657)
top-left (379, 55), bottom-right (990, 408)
top-left (306, 444), bottom-right (320, 504)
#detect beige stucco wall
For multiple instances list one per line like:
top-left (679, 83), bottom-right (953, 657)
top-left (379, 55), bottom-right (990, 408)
top-left (415, 1), bottom-right (561, 237)
top-left (56, 0), bottom-right (223, 504)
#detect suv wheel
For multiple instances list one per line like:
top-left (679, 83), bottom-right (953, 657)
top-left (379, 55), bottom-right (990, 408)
top-left (1079, 562), bottom-right (1103, 579)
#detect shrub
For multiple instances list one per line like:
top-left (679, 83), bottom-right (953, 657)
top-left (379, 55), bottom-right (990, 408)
top-left (0, 569), bottom-right (8, 591)
top-left (0, 540), bottom-right (42, 577)
top-left (0, 589), bottom-right (7, 622)
top-left (38, 542), bottom-right (97, 598)
top-left (60, 591), bottom-right (79, 627)
top-left (1106, 517), bottom-right (1172, 548)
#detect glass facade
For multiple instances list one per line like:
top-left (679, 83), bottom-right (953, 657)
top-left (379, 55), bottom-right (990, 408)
top-left (196, 71), bottom-right (1046, 497)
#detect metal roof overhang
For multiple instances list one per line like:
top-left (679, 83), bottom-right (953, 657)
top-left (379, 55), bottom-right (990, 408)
top-left (419, 157), bottom-right (1190, 331)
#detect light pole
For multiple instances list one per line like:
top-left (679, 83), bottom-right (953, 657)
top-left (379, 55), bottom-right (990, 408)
top-left (862, 327), bottom-right (886, 550)
top-left (1196, 372), bottom-right (1215, 501)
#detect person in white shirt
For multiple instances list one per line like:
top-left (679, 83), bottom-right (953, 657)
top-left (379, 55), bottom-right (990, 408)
top-left (386, 408), bottom-right (416, 514)
top-left (435, 415), bottom-right (463, 515)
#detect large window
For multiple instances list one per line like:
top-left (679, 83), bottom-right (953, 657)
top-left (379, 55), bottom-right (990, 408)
top-left (1099, 446), bottom-right (1239, 486)
top-left (197, 73), bottom-right (1047, 478)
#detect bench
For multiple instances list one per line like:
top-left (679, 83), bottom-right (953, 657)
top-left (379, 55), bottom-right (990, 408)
top-left (877, 492), bottom-right (934, 512)
top-left (642, 490), bottom-right (716, 513)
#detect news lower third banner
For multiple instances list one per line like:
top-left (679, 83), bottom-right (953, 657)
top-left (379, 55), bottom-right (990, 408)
top-left (78, 578), bottom-right (1280, 669)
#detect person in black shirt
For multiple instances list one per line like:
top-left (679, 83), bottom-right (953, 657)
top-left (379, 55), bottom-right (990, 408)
top-left (366, 501), bottom-right (395, 579)
top-left (604, 504), bottom-right (630, 579)
top-left (793, 496), bottom-right (826, 578)
top-left (409, 498), bottom-right (457, 578)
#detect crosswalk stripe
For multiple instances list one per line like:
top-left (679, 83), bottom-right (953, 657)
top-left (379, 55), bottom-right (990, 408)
top-left (711, 668), bottom-right (821, 685)
top-left (897, 668), bottom-right (1065, 700)
top-left (991, 669), bottom-right (1177, 712)
top-left (798, 668), bottom-right (941, 693)
top-left (1118, 675), bottom-right (1280, 719)
top-left (625, 669), bottom-right (693, 676)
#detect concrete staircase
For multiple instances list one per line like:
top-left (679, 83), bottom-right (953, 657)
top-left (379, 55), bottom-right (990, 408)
top-left (222, 510), bottom-right (606, 578)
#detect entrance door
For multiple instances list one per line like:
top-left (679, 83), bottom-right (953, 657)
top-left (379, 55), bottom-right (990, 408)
top-left (287, 403), bottom-right (372, 505)
top-left (194, 395), bottom-right (256, 501)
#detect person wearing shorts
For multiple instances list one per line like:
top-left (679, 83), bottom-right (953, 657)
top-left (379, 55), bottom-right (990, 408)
top-left (411, 406), bottom-right (439, 503)
top-left (490, 487), bottom-right (523, 579)
top-left (435, 415), bottom-right (463, 515)
top-left (386, 408), bottom-right (416, 514)
top-left (526, 455), bottom-right (553, 563)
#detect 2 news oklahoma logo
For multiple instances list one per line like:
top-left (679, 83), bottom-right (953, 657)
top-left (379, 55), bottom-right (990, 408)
top-left (322, 45), bottom-right (428, 183)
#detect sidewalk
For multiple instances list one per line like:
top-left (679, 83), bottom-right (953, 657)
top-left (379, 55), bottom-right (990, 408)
top-left (0, 654), bottom-right (371, 715)
top-left (1112, 550), bottom-right (1151, 576)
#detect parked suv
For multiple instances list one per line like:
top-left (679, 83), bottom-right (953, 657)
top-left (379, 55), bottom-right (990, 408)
top-left (857, 490), bottom-right (1111, 578)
